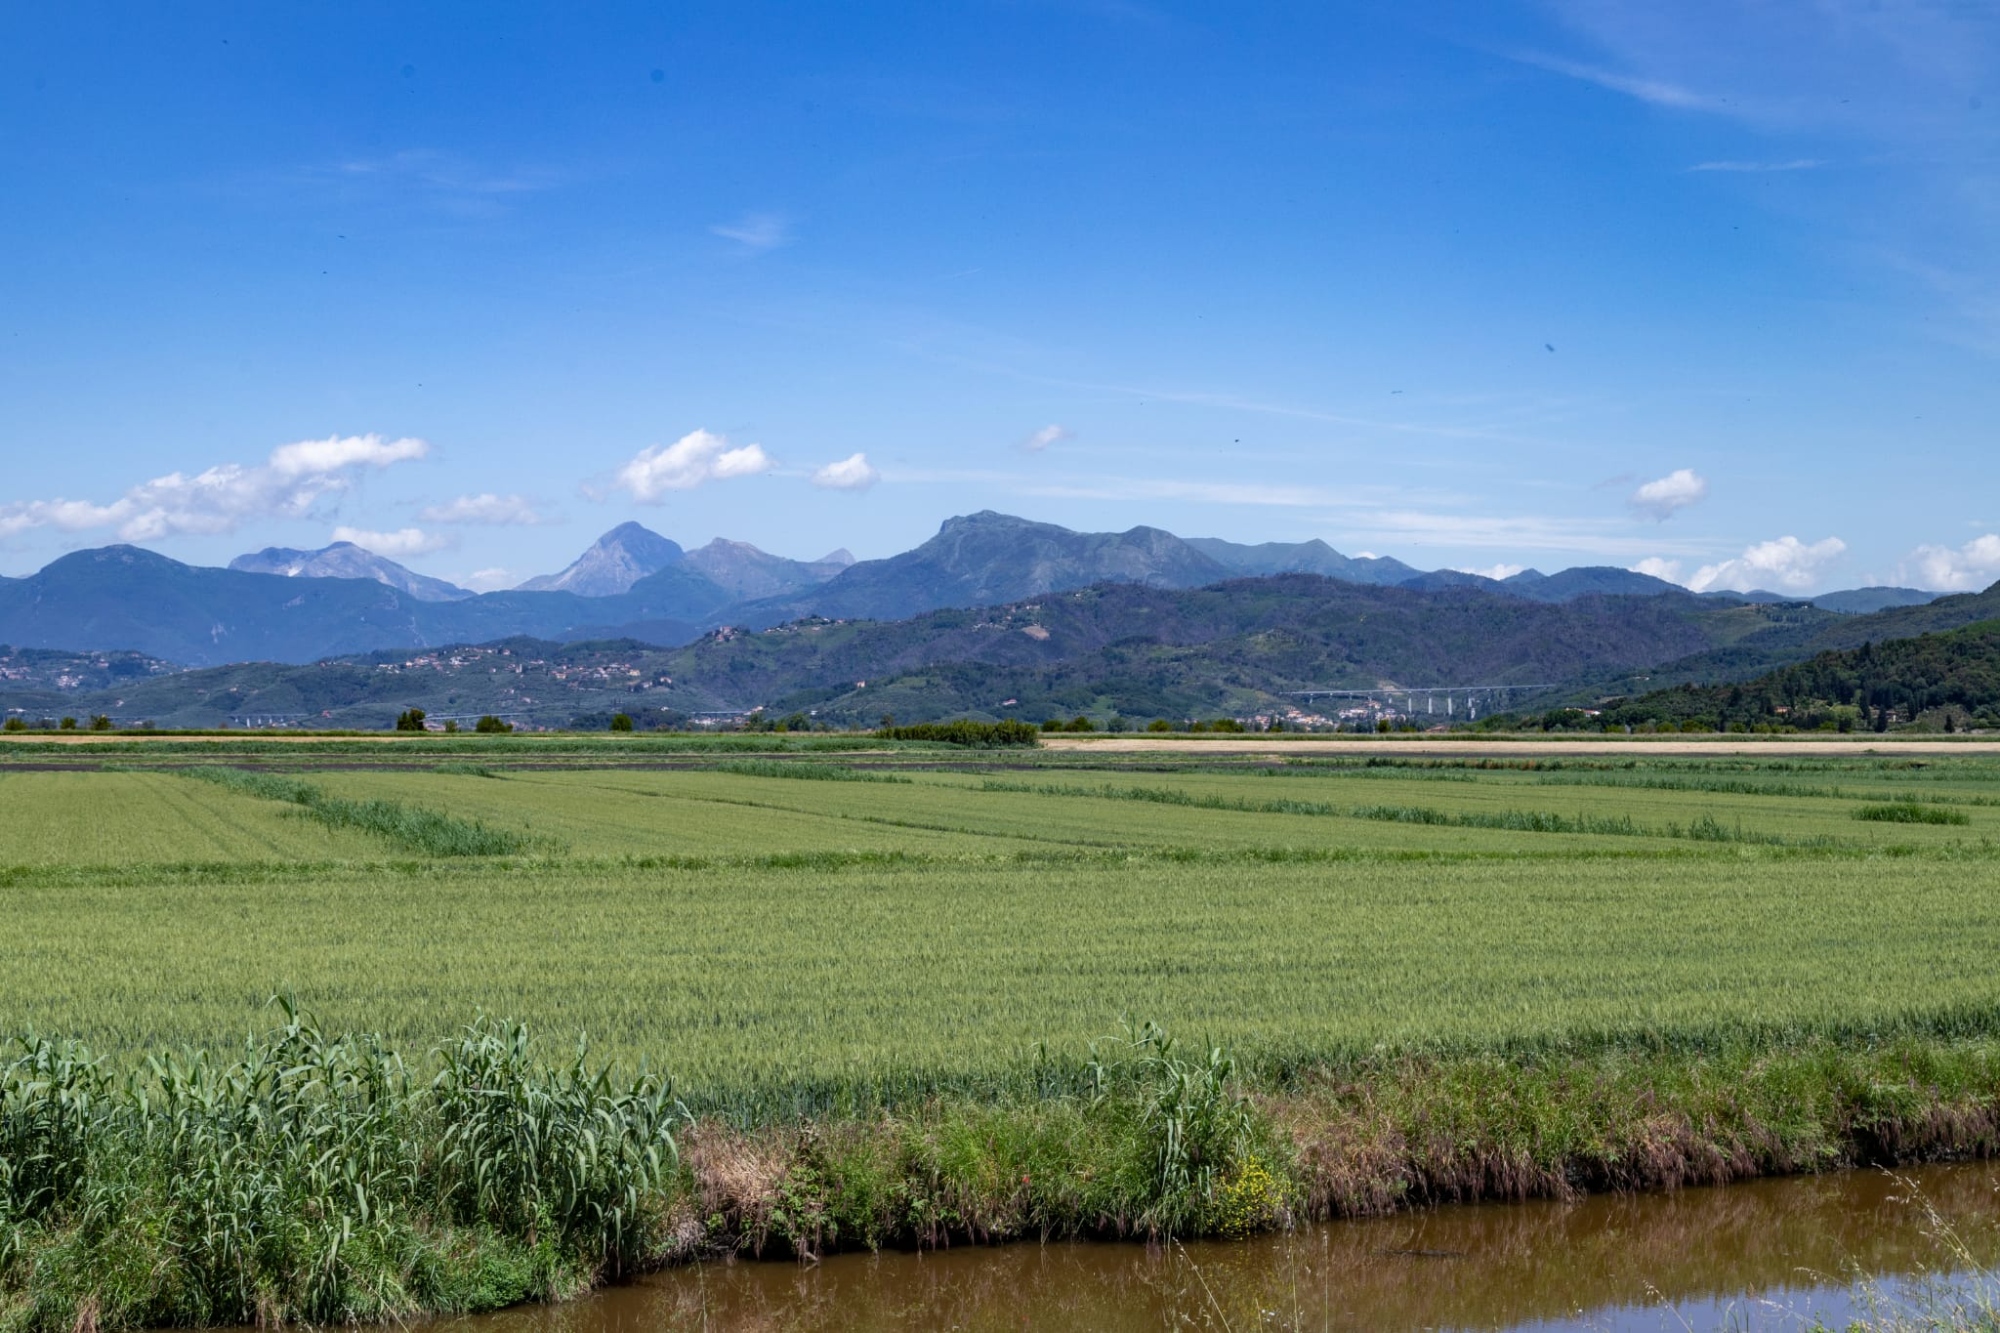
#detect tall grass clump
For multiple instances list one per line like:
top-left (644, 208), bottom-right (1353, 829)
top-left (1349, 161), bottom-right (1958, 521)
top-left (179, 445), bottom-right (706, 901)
top-left (1082, 1023), bottom-right (1285, 1237)
top-left (183, 766), bottom-right (552, 855)
top-left (1858, 802), bottom-right (1973, 826)
top-left (0, 1006), bottom-right (683, 1331)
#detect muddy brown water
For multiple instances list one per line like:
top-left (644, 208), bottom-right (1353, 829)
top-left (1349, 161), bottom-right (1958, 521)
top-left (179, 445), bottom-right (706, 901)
top-left (451, 1163), bottom-right (2000, 1332)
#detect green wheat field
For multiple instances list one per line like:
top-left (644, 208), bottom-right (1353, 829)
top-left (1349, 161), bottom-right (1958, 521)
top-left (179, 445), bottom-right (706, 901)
top-left (7, 741), bottom-right (2000, 1110)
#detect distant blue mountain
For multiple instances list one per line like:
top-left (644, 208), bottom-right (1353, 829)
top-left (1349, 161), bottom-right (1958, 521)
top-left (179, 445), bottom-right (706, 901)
top-left (0, 513), bottom-right (1954, 667)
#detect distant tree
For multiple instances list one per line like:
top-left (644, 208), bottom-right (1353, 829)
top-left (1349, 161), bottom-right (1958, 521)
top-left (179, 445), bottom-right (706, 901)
top-left (89, 715), bottom-right (111, 731)
top-left (474, 715), bottom-right (513, 734)
top-left (2, 717), bottom-right (24, 732)
top-left (1146, 718), bottom-right (1172, 732)
top-left (395, 708), bottom-right (428, 732)
top-left (1874, 706), bottom-right (1889, 734)
top-left (610, 712), bottom-right (635, 732)
top-left (1041, 718), bottom-right (1063, 732)
top-left (59, 717), bottom-right (77, 730)
top-left (1064, 715), bottom-right (1094, 732)
top-left (443, 719), bottom-right (460, 733)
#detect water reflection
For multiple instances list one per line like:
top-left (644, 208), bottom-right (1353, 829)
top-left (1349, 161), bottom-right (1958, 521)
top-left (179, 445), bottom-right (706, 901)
top-left (465, 1162), bottom-right (2000, 1331)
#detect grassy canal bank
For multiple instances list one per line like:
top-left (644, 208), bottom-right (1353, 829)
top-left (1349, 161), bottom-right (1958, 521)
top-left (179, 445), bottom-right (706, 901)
top-left (11, 1018), bottom-right (2000, 1329)
top-left (8, 741), bottom-right (2000, 1326)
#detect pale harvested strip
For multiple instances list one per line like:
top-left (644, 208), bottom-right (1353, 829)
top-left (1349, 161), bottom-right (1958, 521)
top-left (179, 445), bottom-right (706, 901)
top-left (995, 768), bottom-right (1993, 849)
top-left (306, 769), bottom-right (1043, 858)
top-left (0, 770), bottom-right (386, 865)
top-left (749, 778), bottom-right (1684, 852)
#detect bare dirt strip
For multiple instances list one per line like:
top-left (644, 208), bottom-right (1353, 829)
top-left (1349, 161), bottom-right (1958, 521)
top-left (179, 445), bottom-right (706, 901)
top-left (1040, 736), bottom-right (2000, 757)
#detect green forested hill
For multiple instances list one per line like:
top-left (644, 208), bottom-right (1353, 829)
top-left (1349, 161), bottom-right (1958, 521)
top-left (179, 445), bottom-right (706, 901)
top-left (1598, 618), bottom-right (2000, 730)
top-left (1576, 582), bottom-right (2000, 699)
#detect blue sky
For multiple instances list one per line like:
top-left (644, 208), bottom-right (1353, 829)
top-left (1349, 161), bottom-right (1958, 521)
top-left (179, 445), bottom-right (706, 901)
top-left (2, 1), bottom-right (1996, 594)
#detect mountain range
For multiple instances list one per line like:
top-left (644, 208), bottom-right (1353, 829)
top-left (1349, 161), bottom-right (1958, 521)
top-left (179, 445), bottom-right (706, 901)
top-left (0, 512), bottom-right (1943, 670)
top-left (6, 568), bottom-right (1994, 731)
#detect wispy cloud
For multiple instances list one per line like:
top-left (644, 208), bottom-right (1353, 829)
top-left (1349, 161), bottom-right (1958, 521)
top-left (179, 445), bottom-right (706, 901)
top-left (895, 466), bottom-right (1714, 558)
top-left (0, 435), bottom-right (427, 543)
top-left (711, 212), bottom-right (791, 252)
top-left (1337, 509), bottom-right (1712, 558)
top-left (811, 453), bottom-right (882, 491)
top-left (612, 429), bottom-right (775, 502)
top-left (261, 151), bottom-right (560, 218)
top-left (1018, 476), bottom-right (1334, 508)
top-left (419, 493), bottom-right (546, 525)
top-left (331, 150), bottom-right (554, 197)
top-left (1021, 424), bottom-right (1072, 453)
top-left (1690, 159), bottom-right (1826, 173)
top-left (1508, 49), bottom-right (1725, 112)
top-left (331, 526), bottom-right (451, 558)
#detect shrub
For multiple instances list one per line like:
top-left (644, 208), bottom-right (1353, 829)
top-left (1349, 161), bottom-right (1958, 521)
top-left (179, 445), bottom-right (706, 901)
top-left (1146, 719), bottom-right (1173, 733)
top-left (58, 717), bottom-right (76, 730)
top-left (395, 708), bottom-right (428, 732)
top-left (3, 717), bottom-right (26, 732)
top-left (1041, 718), bottom-right (1063, 732)
top-left (89, 715), bottom-right (111, 731)
top-left (475, 715), bottom-right (514, 734)
top-left (610, 713), bottom-right (634, 733)
top-left (1064, 716), bottom-right (1094, 732)
top-left (874, 720), bottom-right (1040, 748)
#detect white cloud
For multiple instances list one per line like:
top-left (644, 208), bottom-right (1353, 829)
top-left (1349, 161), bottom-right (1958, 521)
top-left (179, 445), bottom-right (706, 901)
top-left (460, 567), bottom-right (517, 592)
top-left (1459, 563), bottom-right (1526, 580)
top-left (269, 434), bottom-right (426, 476)
top-left (1632, 557), bottom-right (1685, 585)
top-left (1628, 468), bottom-right (1709, 521)
top-left (710, 212), bottom-right (790, 252)
top-left (0, 434), bottom-right (427, 543)
top-left (1903, 534), bottom-right (2000, 592)
top-left (612, 430), bottom-right (775, 502)
top-left (1022, 424), bottom-right (1072, 453)
top-left (811, 453), bottom-right (881, 491)
top-left (331, 526), bottom-right (450, 558)
top-left (1689, 536), bottom-right (1846, 594)
top-left (419, 493), bottom-right (545, 525)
